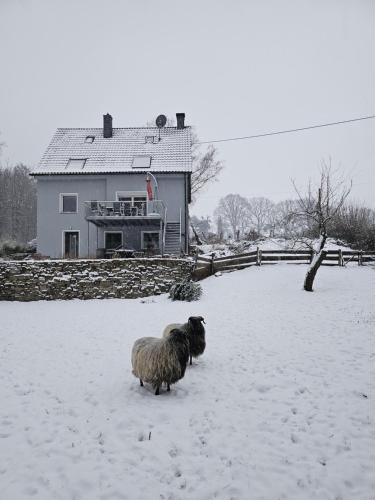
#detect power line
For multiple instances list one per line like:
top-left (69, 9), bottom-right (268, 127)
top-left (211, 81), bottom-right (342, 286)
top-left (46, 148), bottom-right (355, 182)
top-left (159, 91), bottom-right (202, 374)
top-left (194, 114), bottom-right (375, 145)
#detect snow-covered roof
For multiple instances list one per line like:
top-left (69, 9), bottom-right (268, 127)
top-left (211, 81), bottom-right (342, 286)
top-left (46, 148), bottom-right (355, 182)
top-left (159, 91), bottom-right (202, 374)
top-left (31, 126), bottom-right (192, 175)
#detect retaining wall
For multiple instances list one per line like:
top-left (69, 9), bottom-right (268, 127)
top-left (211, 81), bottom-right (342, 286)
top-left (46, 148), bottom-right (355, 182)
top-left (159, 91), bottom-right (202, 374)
top-left (0, 258), bottom-right (194, 301)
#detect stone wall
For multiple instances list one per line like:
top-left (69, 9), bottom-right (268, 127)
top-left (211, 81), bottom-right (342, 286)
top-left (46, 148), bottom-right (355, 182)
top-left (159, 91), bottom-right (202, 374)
top-left (0, 258), bottom-right (194, 301)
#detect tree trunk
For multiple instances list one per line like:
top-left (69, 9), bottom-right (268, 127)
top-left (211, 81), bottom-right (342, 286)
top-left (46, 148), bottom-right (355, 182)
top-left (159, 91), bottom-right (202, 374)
top-left (303, 249), bottom-right (327, 291)
top-left (190, 223), bottom-right (202, 245)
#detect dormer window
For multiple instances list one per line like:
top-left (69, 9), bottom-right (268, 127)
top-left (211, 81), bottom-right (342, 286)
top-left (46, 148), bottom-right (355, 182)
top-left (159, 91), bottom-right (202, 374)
top-left (145, 136), bottom-right (155, 144)
top-left (66, 159), bottom-right (87, 169)
top-left (132, 155), bottom-right (151, 169)
top-left (85, 136), bottom-right (95, 143)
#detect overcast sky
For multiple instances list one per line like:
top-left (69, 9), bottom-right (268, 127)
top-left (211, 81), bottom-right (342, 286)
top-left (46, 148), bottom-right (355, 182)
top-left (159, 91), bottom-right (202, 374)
top-left (1, 0), bottom-right (374, 216)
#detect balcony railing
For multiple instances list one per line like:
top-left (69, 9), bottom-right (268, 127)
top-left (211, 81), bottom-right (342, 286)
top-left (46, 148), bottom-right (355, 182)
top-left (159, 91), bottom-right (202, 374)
top-left (84, 200), bottom-right (166, 221)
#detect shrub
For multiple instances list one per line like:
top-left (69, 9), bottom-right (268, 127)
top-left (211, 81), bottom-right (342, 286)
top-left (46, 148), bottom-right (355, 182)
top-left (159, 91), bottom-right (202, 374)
top-left (169, 280), bottom-right (202, 302)
top-left (0, 239), bottom-right (27, 256)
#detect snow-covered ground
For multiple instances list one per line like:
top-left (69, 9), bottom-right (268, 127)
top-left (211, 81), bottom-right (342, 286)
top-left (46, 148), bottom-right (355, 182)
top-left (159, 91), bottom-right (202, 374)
top-left (1, 264), bottom-right (375, 500)
top-left (199, 237), bottom-right (352, 258)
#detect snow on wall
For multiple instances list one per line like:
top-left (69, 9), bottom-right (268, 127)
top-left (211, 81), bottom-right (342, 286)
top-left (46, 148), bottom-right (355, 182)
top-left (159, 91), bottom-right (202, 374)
top-left (0, 258), bottom-right (194, 301)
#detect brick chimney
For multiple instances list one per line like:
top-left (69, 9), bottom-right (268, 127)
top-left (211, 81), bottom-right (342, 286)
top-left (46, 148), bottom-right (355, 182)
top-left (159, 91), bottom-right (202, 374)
top-left (176, 113), bottom-right (185, 129)
top-left (103, 113), bottom-right (113, 138)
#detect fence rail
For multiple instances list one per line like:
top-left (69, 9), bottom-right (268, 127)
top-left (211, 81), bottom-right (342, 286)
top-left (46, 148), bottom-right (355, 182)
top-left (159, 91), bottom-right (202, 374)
top-left (192, 248), bottom-right (375, 280)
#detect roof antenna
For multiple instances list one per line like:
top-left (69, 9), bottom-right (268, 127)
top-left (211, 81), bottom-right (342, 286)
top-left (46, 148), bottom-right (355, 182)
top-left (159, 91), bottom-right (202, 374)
top-left (155, 114), bottom-right (167, 142)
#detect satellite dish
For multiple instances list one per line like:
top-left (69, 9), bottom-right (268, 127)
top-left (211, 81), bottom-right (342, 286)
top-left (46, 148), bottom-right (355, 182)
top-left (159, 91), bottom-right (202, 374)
top-left (156, 114), bottom-right (167, 128)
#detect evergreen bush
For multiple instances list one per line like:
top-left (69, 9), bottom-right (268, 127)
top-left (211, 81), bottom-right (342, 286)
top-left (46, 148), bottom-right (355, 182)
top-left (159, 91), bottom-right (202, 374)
top-left (169, 280), bottom-right (202, 302)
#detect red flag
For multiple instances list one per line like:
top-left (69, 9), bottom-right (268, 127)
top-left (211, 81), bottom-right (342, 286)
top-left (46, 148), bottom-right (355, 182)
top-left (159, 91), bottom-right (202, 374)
top-left (146, 176), bottom-right (153, 201)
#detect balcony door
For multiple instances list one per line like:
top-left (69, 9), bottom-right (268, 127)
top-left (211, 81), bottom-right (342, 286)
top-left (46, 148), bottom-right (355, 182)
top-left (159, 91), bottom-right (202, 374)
top-left (64, 231), bottom-right (79, 258)
top-left (116, 191), bottom-right (147, 216)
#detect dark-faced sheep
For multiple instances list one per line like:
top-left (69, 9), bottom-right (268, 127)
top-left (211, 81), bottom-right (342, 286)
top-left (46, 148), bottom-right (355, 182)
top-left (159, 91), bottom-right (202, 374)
top-left (163, 316), bottom-right (206, 365)
top-left (131, 329), bottom-right (189, 395)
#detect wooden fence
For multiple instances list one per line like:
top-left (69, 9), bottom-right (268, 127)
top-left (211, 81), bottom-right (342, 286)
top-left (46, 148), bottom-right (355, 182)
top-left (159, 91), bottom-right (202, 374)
top-left (192, 248), bottom-right (375, 280)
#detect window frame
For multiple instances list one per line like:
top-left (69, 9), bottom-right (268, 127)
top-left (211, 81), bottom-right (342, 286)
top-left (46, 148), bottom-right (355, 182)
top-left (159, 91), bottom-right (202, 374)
top-left (132, 155), bottom-right (152, 169)
top-left (104, 231), bottom-right (123, 250)
top-left (141, 230), bottom-right (161, 251)
top-left (66, 158), bottom-right (87, 170)
top-left (59, 193), bottom-right (78, 214)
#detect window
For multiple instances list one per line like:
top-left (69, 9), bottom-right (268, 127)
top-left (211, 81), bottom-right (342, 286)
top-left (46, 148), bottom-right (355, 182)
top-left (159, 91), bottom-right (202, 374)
top-left (142, 231), bottom-right (160, 251)
top-left (116, 191), bottom-right (147, 216)
top-left (60, 193), bottom-right (78, 213)
top-left (104, 231), bottom-right (123, 250)
top-left (145, 136), bottom-right (155, 144)
top-left (85, 136), bottom-right (95, 143)
top-left (132, 155), bottom-right (151, 168)
top-left (66, 158), bottom-right (87, 169)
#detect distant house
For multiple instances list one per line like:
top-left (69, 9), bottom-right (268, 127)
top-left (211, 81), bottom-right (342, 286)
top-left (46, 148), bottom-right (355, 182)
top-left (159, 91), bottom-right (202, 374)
top-left (31, 113), bottom-right (192, 258)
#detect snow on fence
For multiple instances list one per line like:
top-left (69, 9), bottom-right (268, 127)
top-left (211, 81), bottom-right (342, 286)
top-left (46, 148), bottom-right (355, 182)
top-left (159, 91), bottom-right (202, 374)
top-left (192, 248), bottom-right (375, 280)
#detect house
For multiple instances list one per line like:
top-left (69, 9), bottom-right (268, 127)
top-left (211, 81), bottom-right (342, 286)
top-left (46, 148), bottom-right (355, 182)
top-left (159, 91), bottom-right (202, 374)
top-left (30, 113), bottom-right (192, 258)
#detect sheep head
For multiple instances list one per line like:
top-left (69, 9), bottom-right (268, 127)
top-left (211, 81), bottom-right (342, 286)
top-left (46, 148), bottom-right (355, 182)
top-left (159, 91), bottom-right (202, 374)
top-left (188, 316), bottom-right (205, 325)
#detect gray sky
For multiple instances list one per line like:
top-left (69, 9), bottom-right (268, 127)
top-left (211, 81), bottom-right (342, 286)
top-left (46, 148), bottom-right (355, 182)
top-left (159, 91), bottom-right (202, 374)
top-left (1, 0), bottom-right (374, 216)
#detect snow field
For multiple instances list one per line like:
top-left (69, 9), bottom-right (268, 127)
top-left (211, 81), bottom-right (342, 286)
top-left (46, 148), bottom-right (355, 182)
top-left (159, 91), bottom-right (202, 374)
top-left (0, 264), bottom-right (375, 500)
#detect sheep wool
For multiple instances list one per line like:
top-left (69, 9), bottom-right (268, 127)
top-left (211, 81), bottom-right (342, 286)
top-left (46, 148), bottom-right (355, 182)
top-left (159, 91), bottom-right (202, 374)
top-left (131, 329), bottom-right (189, 395)
top-left (163, 316), bottom-right (206, 365)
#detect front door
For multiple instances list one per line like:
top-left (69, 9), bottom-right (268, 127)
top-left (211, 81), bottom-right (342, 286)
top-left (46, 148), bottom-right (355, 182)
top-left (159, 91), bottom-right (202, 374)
top-left (64, 231), bottom-right (79, 258)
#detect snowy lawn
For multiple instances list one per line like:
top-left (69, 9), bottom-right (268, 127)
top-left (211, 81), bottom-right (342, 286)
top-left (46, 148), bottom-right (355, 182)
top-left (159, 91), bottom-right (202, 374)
top-left (1, 264), bottom-right (375, 500)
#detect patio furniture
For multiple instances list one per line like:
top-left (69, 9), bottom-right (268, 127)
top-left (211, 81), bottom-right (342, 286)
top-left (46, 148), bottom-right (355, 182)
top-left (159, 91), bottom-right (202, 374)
top-left (113, 202), bottom-right (121, 215)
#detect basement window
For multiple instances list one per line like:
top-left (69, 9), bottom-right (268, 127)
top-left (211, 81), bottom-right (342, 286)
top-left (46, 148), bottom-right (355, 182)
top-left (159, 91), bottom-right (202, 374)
top-left (85, 136), bottom-right (95, 143)
top-left (66, 158), bottom-right (87, 169)
top-left (132, 155), bottom-right (151, 169)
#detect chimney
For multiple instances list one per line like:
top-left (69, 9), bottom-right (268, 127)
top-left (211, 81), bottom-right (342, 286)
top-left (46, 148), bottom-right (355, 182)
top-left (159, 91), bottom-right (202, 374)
top-left (176, 113), bottom-right (185, 129)
top-left (103, 113), bottom-right (113, 138)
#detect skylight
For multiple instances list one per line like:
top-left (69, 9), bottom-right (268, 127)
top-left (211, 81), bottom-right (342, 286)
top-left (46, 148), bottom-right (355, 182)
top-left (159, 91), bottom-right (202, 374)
top-left (132, 155), bottom-right (151, 169)
top-left (145, 136), bottom-right (155, 144)
top-left (85, 136), bottom-right (95, 143)
top-left (66, 159), bottom-right (87, 169)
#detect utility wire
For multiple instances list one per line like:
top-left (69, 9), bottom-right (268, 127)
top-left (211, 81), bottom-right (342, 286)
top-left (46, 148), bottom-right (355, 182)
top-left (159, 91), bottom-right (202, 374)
top-left (194, 114), bottom-right (375, 145)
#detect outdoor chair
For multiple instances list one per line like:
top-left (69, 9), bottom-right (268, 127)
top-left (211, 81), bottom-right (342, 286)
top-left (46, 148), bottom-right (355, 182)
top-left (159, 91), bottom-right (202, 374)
top-left (90, 201), bottom-right (100, 216)
top-left (113, 202), bottom-right (121, 215)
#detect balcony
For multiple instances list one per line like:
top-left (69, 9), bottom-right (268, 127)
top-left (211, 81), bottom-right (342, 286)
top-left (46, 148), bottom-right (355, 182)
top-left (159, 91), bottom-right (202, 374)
top-left (84, 200), bottom-right (166, 227)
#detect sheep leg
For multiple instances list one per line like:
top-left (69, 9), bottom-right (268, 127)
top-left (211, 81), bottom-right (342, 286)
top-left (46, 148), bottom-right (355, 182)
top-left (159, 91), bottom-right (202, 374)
top-left (155, 386), bottom-right (160, 396)
top-left (189, 355), bottom-right (192, 365)
top-left (140, 379), bottom-right (144, 387)
top-left (167, 384), bottom-right (170, 391)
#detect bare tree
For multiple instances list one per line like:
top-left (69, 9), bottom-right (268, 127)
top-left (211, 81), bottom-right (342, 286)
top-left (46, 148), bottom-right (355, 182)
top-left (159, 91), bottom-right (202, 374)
top-left (191, 140), bottom-right (224, 200)
top-left (214, 194), bottom-right (249, 239)
top-left (0, 163), bottom-right (37, 244)
top-left (247, 197), bottom-right (274, 236)
top-left (273, 199), bottom-right (306, 238)
top-left (292, 160), bottom-right (352, 291)
top-left (146, 118), bottom-right (224, 200)
top-left (190, 215), bottom-right (211, 244)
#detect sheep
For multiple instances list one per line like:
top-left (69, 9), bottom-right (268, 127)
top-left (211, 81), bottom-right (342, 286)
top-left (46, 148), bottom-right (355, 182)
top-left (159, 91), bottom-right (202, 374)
top-left (163, 316), bottom-right (206, 365)
top-left (131, 328), bottom-right (190, 395)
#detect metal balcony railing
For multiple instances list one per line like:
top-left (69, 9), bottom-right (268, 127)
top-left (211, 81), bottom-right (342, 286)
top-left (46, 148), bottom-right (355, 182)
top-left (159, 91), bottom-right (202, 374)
top-left (84, 200), bottom-right (166, 221)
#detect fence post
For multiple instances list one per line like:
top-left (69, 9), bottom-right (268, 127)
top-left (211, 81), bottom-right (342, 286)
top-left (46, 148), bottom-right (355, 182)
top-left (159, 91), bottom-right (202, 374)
top-left (338, 248), bottom-right (343, 267)
top-left (358, 250), bottom-right (363, 266)
top-left (210, 253), bottom-right (215, 275)
top-left (256, 247), bottom-right (262, 266)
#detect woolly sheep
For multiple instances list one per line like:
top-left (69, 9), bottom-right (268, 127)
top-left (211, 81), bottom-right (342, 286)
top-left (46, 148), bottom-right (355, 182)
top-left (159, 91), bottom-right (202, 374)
top-left (131, 329), bottom-right (189, 395)
top-left (163, 316), bottom-right (206, 365)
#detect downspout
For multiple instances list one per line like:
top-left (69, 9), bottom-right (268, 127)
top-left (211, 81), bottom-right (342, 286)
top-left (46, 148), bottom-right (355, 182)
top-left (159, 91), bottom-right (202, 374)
top-left (185, 173), bottom-right (190, 254)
